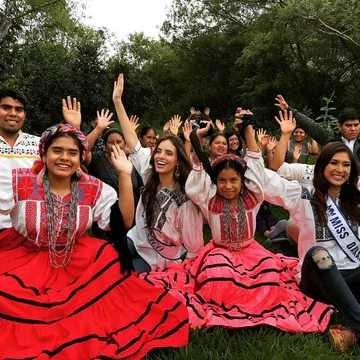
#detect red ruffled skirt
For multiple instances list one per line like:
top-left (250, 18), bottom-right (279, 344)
top-left (141, 240), bottom-right (332, 332)
top-left (0, 228), bottom-right (189, 359)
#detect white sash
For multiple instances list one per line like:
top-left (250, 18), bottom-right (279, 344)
top-left (326, 196), bottom-right (360, 263)
top-left (147, 231), bottom-right (182, 261)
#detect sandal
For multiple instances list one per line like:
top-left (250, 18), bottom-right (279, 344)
top-left (329, 325), bottom-right (358, 352)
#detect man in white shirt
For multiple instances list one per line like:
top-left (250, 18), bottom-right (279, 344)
top-left (0, 88), bottom-right (40, 230)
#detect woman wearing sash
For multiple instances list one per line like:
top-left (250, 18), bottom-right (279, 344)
top-left (265, 131), bottom-right (360, 351)
top-left (113, 74), bottom-right (204, 273)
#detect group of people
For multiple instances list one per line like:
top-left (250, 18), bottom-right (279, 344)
top-left (0, 74), bottom-right (360, 358)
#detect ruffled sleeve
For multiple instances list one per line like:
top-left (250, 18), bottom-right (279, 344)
top-left (243, 150), bottom-right (264, 202)
top-left (176, 200), bottom-right (204, 259)
top-left (92, 182), bottom-right (118, 230)
top-left (264, 168), bottom-right (303, 211)
top-left (129, 141), bottom-right (152, 184)
top-left (185, 163), bottom-right (217, 220)
top-left (0, 165), bottom-right (15, 215)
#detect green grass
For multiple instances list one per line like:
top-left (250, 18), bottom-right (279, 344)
top-left (147, 205), bottom-right (360, 359)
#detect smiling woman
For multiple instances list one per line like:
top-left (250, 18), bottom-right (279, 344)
top-left (112, 73), bottom-right (204, 273)
top-left (0, 123), bottom-right (189, 359)
top-left (264, 141), bottom-right (360, 351)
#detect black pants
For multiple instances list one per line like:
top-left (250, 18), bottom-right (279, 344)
top-left (300, 245), bottom-right (360, 337)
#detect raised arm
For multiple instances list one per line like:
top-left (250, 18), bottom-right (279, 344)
top-left (275, 94), bottom-right (331, 145)
top-left (182, 121), bottom-right (193, 159)
top-left (109, 145), bottom-right (134, 229)
top-left (112, 74), bottom-right (138, 151)
top-left (309, 138), bottom-right (319, 155)
top-left (270, 109), bottom-right (297, 171)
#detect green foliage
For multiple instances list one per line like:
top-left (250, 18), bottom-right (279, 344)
top-left (316, 92), bottom-right (338, 131)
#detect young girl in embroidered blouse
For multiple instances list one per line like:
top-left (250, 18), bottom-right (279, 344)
top-left (265, 113), bottom-right (360, 351)
top-left (170, 111), bottom-right (331, 331)
top-left (112, 74), bottom-right (204, 273)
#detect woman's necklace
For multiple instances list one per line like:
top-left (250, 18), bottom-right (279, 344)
top-left (43, 175), bottom-right (79, 268)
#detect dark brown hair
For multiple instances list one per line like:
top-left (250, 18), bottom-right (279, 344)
top-left (141, 135), bottom-right (192, 228)
top-left (311, 142), bottom-right (360, 225)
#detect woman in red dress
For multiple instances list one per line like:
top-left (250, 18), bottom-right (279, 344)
top-left (0, 123), bottom-right (188, 359)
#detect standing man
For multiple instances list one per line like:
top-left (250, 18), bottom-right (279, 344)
top-left (0, 88), bottom-right (40, 230)
top-left (275, 95), bottom-right (360, 169)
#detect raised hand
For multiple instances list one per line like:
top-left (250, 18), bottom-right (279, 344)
top-left (234, 107), bottom-right (253, 130)
top-left (182, 121), bottom-right (192, 142)
top-left (215, 119), bottom-right (225, 133)
top-left (275, 109), bottom-right (296, 135)
top-left (256, 128), bottom-right (267, 145)
top-left (113, 73), bottom-right (124, 102)
top-left (169, 115), bottom-right (183, 136)
top-left (204, 107), bottom-right (211, 118)
top-left (96, 109), bottom-right (114, 131)
top-left (163, 121), bottom-right (171, 135)
top-left (292, 147), bottom-right (302, 163)
top-left (110, 145), bottom-right (133, 175)
top-left (129, 115), bottom-right (140, 130)
top-left (274, 95), bottom-right (289, 111)
top-left (62, 96), bottom-right (81, 129)
top-left (196, 120), bottom-right (212, 139)
top-left (266, 136), bottom-right (278, 152)
top-left (189, 107), bottom-right (196, 116)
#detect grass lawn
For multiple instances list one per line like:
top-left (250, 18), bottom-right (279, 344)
top-left (147, 205), bottom-right (360, 359)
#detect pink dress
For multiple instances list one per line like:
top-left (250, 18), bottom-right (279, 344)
top-left (141, 150), bottom-right (332, 332)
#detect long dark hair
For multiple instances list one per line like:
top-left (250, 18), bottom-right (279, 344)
top-left (311, 142), bottom-right (360, 225)
top-left (141, 135), bottom-right (192, 228)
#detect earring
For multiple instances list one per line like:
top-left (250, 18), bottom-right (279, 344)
top-left (174, 165), bottom-right (180, 179)
top-left (75, 167), bottom-right (82, 179)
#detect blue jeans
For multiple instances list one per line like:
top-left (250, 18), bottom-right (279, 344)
top-left (300, 245), bottom-right (360, 337)
top-left (127, 237), bottom-right (151, 274)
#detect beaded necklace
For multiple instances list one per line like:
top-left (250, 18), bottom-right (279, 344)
top-left (43, 175), bottom-right (79, 268)
top-left (222, 195), bottom-right (246, 252)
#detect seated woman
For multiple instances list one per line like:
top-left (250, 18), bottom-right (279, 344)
top-left (0, 123), bottom-right (189, 359)
top-left (113, 74), bottom-right (204, 273)
top-left (265, 136), bottom-right (360, 351)
top-left (225, 130), bottom-right (242, 156)
top-left (141, 110), bottom-right (332, 333)
top-left (284, 126), bottom-right (319, 164)
top-left (85, 113), bottom-right (144, 208)
top-left (208, 132), bottom-right (229, 162)
top-left (138, 124), bottom-right (157, 148)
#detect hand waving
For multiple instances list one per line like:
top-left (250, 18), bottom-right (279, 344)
top-left (62, 96), bottom-right (81, 129)
top-left (275, 109), bottom-right (296, 135)
top-left (274, 95), bottom-right (289, 111)
top-left (129, 115), bottom-right (140, 130)
top-left (182, 121), bottom-right (192, 142)
top-left (113, 74), bottom-right (124, 102)
top-left (215, 119), bottom-right (225, 133)
top-left (96, 109), bottom-right (114, 131)
top-left (169, 115), bottom-right (182, 136)
top-left (110, 145), bottom-right (133, 175)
